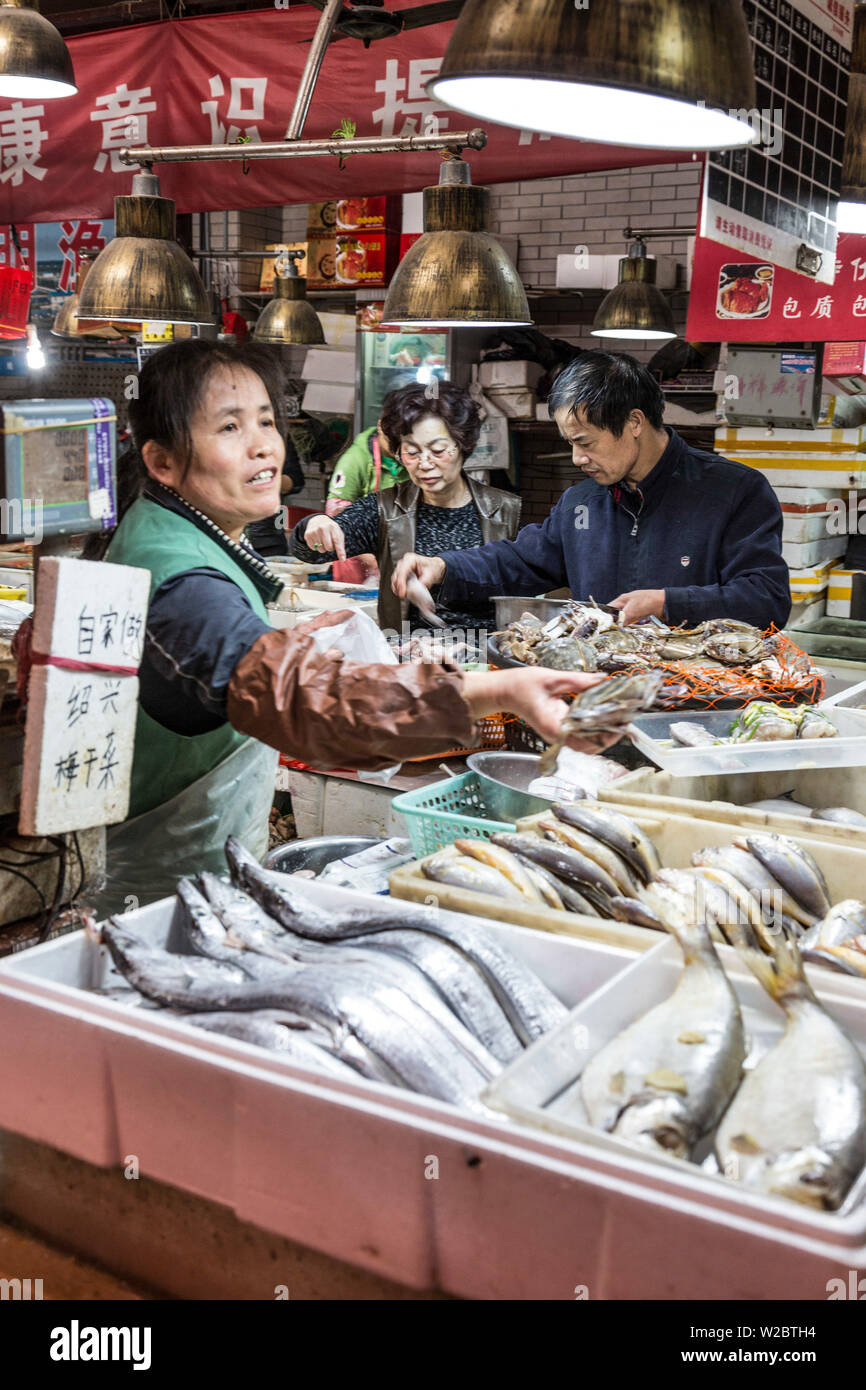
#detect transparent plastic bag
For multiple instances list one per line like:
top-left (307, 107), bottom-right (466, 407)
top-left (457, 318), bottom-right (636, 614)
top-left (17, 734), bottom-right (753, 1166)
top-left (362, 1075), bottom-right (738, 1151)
top-left (309, 611), bottom-right (402, 782)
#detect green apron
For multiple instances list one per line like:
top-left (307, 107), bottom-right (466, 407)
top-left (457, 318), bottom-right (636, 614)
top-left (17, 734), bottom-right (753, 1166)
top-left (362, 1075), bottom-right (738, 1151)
top-left (96, 497), bottom-right (278, 916)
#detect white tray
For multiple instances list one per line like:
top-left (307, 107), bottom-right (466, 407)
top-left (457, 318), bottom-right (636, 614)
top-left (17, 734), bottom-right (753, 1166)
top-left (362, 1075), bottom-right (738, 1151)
top-left (485, 933), bottom-right (866, 1220)
top-left (628, 707), bottom-right (866, 775)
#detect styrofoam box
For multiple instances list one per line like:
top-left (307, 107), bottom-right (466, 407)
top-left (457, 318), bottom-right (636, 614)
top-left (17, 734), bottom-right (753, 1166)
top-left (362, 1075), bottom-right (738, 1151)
top-left (599, 759), bottom-right (866, 849)
top-left (0, 881), bottom-right (863, 1298)
top-left (317, 312), bottom-right (356, 350)
top-left (788, 556), bottom-right (835, 599)
top-left (716, 425), bottom-right (866, 452)
top-left (782, 535), bottom-right (848, 568)
top-left (484, 933), bottom-right (866, 1233)
top-left (478, 360), bottom-right (543, 389)
top-left (727, 456), bottom-right (866, 489)
top-left (782, 511), bottom-right (834, 543)
top-left (827, 568), bottom-right (860, 619)
top-left (302, 382), bottom-right (355, 417)
top-left (786, 594), bottom-right (827, 627)
top-left (301, 347), bottom-right (355, 384)
top-left (775, 486), bottom-right (841, 507)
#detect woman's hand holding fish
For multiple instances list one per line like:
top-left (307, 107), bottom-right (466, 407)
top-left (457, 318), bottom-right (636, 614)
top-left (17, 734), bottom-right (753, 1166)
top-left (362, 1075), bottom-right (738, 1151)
top-left (392, 551), bottom-right (446, 599)
top-left (610, 589), bottom-right (666, 625)
top-left (461, 668), bottom-right (621, 754)
top-left (304, 515), bottom-right (348, 561)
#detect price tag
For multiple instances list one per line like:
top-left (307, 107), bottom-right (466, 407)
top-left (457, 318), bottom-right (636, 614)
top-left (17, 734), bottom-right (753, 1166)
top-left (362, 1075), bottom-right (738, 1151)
top-left (142, 321), bottom-right (173, 342)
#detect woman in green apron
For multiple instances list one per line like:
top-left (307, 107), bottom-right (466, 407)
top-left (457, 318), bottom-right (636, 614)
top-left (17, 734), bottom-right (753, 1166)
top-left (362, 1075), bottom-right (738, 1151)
top-left (94, 339), bottom-right (611, 914)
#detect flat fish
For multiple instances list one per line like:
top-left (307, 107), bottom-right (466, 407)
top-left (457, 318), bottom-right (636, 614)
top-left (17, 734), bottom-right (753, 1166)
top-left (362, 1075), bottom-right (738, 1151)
top-left (716, 934), bottom-right (866, 1210)
top-left (577, 887), bottom-right (745, 1159)
top-left (226, 837), bottom-right (567, 1045)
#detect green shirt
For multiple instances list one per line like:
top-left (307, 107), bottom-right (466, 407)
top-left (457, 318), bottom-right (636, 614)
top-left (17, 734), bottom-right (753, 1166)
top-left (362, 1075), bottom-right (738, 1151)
top-left (328, 426), bottom-right (409, 502)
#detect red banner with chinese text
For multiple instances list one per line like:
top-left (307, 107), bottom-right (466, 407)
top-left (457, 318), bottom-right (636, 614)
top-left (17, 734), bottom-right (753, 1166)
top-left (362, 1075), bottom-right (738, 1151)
top-left (0, 6), bottom-right (694, 223)
top-left (686, 232), bottom-right (866, 341)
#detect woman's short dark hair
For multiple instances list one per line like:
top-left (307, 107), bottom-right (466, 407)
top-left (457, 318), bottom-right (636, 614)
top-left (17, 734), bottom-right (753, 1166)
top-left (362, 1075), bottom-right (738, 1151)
top-left (548, 350), bottom-right (664, 434)
top-left (380, 381), bottom-right (482, 458)
top-left (85, 338), bottom-right (288, 560)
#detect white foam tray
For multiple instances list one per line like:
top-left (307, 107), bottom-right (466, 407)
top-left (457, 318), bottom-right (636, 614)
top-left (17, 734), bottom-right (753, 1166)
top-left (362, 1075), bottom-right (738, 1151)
top-left (0, 882), bottom-right (864, 1298)
top-left (629, 707), bottom-right (866, 775)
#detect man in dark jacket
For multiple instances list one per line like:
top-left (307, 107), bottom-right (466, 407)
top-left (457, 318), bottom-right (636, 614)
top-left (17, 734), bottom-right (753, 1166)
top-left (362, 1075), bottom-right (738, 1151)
top-left (392, 351), bottom-right (791, 630)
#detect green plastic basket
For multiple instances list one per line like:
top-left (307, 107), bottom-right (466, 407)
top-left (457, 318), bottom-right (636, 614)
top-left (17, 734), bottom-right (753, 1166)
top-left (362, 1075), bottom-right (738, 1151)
top-left (391, 772), bottom-right (516, 857)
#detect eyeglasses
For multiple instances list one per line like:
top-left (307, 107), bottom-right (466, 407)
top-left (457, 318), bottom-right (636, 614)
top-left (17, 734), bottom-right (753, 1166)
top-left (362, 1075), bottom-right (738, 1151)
top-left (400, 441), bottom-right (459, 464)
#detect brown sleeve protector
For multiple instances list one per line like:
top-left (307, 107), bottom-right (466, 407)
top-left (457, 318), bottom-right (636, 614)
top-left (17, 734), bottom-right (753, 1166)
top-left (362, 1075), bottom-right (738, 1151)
top-left (227, 611), bottom-right (478, 771)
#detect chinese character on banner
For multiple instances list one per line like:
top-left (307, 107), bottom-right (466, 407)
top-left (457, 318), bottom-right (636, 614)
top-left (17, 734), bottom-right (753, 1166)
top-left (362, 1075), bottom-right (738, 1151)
top-left (811, 295), bottom-right (834, 318)
top-left (782, 298), bottom-right (801, 319)
top-left (0, 102), bottom-right (47, 185)
top-left (853, 295), bottom-right (866, 317)
top-left (90, 84), bottom-right (157, 174)
top-left (57, 220), bottom-right (107, 292)
top-left (0, 224), bottom-right (34, 267)
top-left (371, 57), bottom-right (451, 138)
top-left (202, 75), bottom-right (267, 145)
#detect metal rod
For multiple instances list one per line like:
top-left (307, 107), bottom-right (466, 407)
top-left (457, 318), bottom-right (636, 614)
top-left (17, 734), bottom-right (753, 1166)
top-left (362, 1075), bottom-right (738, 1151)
top-left (623, 226), bottom-right (690, 239)
top-left (120, 128), bottom-right (488, 166)
top-left (285, 0), bottom-right (343, 142)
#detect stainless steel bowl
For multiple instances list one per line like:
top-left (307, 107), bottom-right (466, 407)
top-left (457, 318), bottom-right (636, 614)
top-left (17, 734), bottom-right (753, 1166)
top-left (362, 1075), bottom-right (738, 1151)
top-left (264, 836), bottom-right (382, 875)
top-left (492, 596), bottom-right (570, 629)
top-left (466, 751), bottom-right (559, 822)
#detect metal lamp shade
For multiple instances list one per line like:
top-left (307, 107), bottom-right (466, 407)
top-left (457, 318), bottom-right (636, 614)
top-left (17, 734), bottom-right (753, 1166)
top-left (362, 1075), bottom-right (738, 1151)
top-left (592, 253), bottom-right (675, 341)
top-left (0, 1), bottom-right (76, 99)
top-left (429, 0), bottom-right (758, 151)
top-left (253, 273), bottom-right (324, 344)
top-left (382, 176), bottom-right (530, 327)
top-left (839, 5), bottom-right (866, 232)
top-left (78, 175), bottom-right (213, 326)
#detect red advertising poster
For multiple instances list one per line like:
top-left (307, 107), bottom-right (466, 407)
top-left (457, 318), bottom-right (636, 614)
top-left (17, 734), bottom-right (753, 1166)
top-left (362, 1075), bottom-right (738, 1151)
top-left (0, 5), bottom-right (699, 224)
top-left (686, 231), bottom-right (866, 341)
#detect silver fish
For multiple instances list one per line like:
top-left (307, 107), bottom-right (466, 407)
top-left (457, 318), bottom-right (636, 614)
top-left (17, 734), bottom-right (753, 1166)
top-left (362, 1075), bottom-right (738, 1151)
top-left (504, 849), bottom-right (601, 916)
top-left (607, 896), bottom-right (666, 931)
top-left (716, 935), bottom-right (866, 1210)
top-left (537, 815), bottom-right (640, 896)
top-left (553, 802), bottom-right (661, 885)
top-left (184, 1011), bottom-right (362, 1079)
top-left (103, 922), bottom-right (289, 1012)
top-left (801, 942), bottom-right (866, 978)
top-left (670, 721), bottom-right (717, 747)
top-left (406, 574), bottom-right (445, 628)
top-left (202, 875), bottom-right (522, 1065)
top-left (423, 850), bottom-right (525, 902)
top-left (651, 869), bottom-right (728, 946)
top-left (800, 900), bottom-right (866, 952)
top-left (523, 864), bottom-right (565, 910)
top-left (738, 833), bottom-right (831, 921)
top-left (226, 837), bottom-right (566, 1045)
top-left (490, 832), bottom-right (617, 912)
top-left (811, 807), bottom-right (866, 828)
top-left (577, 886), bottom-right (745, 1158)
top-left (454, 837), bottom-right (545, 902)
top-left (744, 797), bottom-right (814, 819)
top-left (690, 845), bottom-right (813, 929)
top-left (538, 669), bottom-right (663, 774)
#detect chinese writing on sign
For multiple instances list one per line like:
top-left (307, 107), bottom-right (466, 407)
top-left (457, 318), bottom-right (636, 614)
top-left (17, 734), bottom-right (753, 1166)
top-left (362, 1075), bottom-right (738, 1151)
top-left (714, 215), bottom-right (773, 253)
top-left (371, 57), bottom-right (451, 138)
top-left (57, 220), bottom-right (107, 292)
top-left (203, 75), bottom-right (267, 145)
top-left (90, 84), bottom-right (157, 173)
top-left (0, 103), bottom-right (47, 185)
top-left (77, 604), bottom-right (144, 662)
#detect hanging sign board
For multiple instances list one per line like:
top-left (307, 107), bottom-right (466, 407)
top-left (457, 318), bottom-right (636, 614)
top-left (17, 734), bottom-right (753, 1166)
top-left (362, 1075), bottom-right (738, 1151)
top-left (19, 557), bottom-right (150, 835)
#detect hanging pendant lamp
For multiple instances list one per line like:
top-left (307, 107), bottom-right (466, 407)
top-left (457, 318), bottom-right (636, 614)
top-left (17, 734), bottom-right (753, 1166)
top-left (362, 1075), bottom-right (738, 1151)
top-left (839, 4), bottom-right (866, 233)
top-left (253, 253), bottom-right (324, 345)
top-left (50, 250), bottom-right (106, 336)
top-left (77, 172), bottom-right (213, 326)
top-left (0, 0), bottom-right (76, 99)
top-left (592, 241), bottom-right (676, 341)
top-left (382, 157), bottom-right (530, 328)
top-left (429, 0), bottom-right (758, 151)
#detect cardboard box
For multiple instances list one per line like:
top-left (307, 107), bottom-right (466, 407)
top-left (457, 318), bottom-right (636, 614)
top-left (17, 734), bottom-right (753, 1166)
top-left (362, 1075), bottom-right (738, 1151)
top-left (305, 238), bottom-right (338, 289)
top-left (479, 360), bottom-right (543, 389)
top-left (335, 232), bottom-right (400, 287)
top-left (301, 381), bottom-right (355, 416)
top-left (307, 202), bottom-right (338, 236)
top-left (334, 196), bottom-right (401, 232)
top-left (317, 312), bottom-right (356, 349)
top-left (483, 385), bottom-right (536, 419)
top-left (301, 347), bottom-right (355, 385)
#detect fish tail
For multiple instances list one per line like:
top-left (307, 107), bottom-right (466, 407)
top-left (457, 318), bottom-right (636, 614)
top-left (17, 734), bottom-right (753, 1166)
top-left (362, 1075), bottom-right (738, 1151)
top-left (736, 931), bottom-right (816, 1006)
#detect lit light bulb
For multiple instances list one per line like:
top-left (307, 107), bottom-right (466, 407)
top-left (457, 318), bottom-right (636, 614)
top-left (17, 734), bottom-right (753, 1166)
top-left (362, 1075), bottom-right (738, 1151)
top-left (837, 201), bottom-right (866, 234)
top-left (26, 324), bottom-right (44, 369)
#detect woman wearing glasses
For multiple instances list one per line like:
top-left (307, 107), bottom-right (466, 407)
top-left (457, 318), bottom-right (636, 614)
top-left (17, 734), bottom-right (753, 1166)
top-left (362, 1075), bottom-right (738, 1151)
top-left (290, 382), bottom-right (521, 634)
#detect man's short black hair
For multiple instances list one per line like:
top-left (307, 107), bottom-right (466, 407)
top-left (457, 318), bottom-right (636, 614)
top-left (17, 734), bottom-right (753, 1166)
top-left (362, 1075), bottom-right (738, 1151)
top-left (548, 350), bottom-right (665, 435)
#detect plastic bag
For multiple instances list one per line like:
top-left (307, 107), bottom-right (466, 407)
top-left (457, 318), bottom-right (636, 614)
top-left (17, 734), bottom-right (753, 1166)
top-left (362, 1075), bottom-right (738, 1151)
top-left (308, 610), bottom-right (402, 782)
top-left (317, 837), bottom-right (415, 893)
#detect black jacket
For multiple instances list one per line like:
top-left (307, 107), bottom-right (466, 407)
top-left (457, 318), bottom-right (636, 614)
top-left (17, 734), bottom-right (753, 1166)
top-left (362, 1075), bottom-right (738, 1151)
top-left (439, 429), bottom-right (791, 629)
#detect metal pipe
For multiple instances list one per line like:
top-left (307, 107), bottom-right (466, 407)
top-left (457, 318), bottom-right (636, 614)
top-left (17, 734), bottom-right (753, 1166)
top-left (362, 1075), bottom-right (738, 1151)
top-left (623, 226), bottom-right (690, 239)
top-left (285, 0), bottom-right (343, 142)
top-left (120, 128), bottom-right (488, 166)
